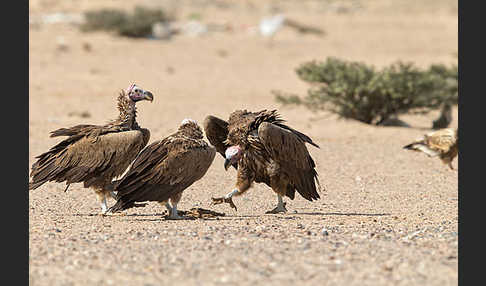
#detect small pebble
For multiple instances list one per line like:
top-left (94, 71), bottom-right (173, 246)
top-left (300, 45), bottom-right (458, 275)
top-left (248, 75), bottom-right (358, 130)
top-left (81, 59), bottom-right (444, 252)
top-left (321, 227), bottom-right (329, 236)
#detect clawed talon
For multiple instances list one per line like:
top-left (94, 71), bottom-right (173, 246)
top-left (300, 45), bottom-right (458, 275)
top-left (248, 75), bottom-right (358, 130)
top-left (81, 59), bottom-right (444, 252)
top-left (265, 202), bottom-right (287, 214)
top-left (165, 210), bottom-right (184, 220)
top-left (211, 197), bottom-right (237, 211)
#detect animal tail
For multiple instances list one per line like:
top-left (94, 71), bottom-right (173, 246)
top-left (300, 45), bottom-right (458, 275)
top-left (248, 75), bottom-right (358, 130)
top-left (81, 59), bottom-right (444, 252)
top-left (403, 142), bottom-right (420, 150)
top-left (403, 142), bottom-right (439, 157)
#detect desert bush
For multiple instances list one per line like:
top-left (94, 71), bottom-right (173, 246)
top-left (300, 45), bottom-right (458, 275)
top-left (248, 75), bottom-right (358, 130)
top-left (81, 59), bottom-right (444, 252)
top-left (80, 9), bottom-right (128, 32)
top-left (275, 57), bottom-right (458, 125)
top-left (117, 6), bottom-right (170, 38)
top-left (80, 6), bottom-right (171, 38)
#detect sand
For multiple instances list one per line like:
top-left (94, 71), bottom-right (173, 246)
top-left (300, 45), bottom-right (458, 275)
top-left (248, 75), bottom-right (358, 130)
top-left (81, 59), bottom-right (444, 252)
top-left (29, 1), bottom-right (458, 285)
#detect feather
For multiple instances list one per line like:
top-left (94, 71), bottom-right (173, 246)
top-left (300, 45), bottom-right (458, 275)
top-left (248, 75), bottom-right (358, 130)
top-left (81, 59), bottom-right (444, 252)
top-left (203, 115), bottom-right (238, 169)
top-left (109, 120), bottom-right (216, 213)
top-left (404, 128), bottom-right (458, 169)
top-left (29, 87), bottom-right (152, 194)
top-left (258, 122), bottom-right (321, 201)
top-left (208, 109), bottom-right (322, 210)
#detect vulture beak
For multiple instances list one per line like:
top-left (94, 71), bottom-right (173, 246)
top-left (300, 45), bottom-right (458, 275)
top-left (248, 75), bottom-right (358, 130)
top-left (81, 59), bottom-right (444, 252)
top-left (224, 146), bottom-right (241, 171)
top-left (224, 158), bottom-right (232, 171)
top-left (143, 91), bottom-right (154, 102)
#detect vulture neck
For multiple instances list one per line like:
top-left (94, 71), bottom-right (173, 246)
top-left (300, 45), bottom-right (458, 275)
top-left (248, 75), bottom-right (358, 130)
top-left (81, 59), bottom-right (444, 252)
top-left (111, 92), bottom-right (139, 129)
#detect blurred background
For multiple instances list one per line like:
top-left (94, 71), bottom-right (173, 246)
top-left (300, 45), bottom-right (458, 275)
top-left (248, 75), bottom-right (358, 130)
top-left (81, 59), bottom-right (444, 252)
top-left (29, 0), bottom-right (458, 141)
top-left (29, 0), bottom-right (459, 187)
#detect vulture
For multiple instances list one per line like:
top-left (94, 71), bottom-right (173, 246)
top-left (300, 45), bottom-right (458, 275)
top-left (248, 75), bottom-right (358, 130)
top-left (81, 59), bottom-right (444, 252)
top-left (29, 84), bottom-right (154, 214)
top-left (203, 109), bottom-right (322, 214)
top-left (403, 128), bottom-right (458, 170)
top-left (107, 119), bottom-right (216, 219)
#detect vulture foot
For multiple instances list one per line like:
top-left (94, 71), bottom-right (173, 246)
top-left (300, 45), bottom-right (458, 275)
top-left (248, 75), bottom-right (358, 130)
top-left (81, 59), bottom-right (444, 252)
top-left (166, 211), bottom-right (184, 220)
top-left (211, 196), bottom-right (237, 211)
top-left (265, 202), bottom-right (287, 214)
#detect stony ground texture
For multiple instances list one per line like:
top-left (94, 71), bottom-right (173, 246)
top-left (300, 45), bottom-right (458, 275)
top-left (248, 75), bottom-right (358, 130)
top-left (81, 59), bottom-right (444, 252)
top-left (29, 0), bottom-right (458, 285)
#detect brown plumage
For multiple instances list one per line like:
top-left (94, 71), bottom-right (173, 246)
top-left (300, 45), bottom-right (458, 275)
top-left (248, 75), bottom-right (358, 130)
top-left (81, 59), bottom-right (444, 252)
top-left (204, 109), bottom-right (321, 214)
top-left (403, 128), bottom-right (458, 170)
top-left (29, 84), bottom-right (154, 213)
top-left (108, 119), bottom-right (216, 219)
top-left (203, 115), bottom-right (237, 170)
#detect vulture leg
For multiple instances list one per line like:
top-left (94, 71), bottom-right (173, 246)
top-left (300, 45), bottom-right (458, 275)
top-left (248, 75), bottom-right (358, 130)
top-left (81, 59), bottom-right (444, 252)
top-left (265, 195), bottom-right (288, 214)
top-left (159, 201), bottom-right (173, 212)
top-left (104, 181), bottom-right (117, 199)
top-left (95, 190), bottom-right (109, 214)
top-left (167, 204), bottom-right (182, 220)
top-left (167, 193), bottom-right (183, 220)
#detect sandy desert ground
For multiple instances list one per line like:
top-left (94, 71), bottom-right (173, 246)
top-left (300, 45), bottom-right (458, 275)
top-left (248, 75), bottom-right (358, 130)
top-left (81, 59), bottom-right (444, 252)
top-left (29, 0), bottom-right (458, 285)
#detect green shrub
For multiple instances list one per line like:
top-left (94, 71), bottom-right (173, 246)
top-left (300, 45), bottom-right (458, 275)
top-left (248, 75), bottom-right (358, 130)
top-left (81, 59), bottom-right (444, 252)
top-left (117, 6), bottom-right (169, 38)
top-left (275, 57), bottom-right (458, 125)
top-left (80, 6), bottom-right (171, 38)
top-left (80, 9), bottom-right (128, 32)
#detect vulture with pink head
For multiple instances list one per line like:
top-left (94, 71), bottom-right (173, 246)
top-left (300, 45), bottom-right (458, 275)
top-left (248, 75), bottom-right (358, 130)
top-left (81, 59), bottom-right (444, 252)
top-left (108, 119), bottom-right (216, 219)
top-left (29, 84), bottom-right (154, 214)
top-left (204, 109), bottom-right (322, 214)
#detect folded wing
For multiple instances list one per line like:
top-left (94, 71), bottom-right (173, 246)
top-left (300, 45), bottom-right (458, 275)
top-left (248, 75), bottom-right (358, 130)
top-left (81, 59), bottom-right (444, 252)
top-left (109, 138), bottom-right (216, 212)
top-left (29, 128), bottom-right (149, 190)
top-left (258, 122), bottom-right (321, 201)
top-left (203, 115), bottom-right (237, 169)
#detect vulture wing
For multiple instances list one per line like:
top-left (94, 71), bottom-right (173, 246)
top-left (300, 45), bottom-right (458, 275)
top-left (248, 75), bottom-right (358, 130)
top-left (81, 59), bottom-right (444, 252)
top-left (109, 138), bottom-right (216, 212)
top-left (203, 115), bottom-right (237, 169)
top-left (29, 129), bottom-right (149, 190)
top-left (257, 122), bottom-right (320, 201)
top-left (272, 123), bottom-right (320, 148)
top-left (425, 128), bottom-right (457, 153)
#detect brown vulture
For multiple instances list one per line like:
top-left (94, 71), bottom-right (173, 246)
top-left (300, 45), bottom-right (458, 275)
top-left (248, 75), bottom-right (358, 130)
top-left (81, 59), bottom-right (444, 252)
top-left (107, 119), bottom-right (216, 219)
top-left (29, 84), bottom-right (154, 214)
top-left (203, 109), bottom-right (322, 214)
top-left (403, 128), bottom-right (458, 170)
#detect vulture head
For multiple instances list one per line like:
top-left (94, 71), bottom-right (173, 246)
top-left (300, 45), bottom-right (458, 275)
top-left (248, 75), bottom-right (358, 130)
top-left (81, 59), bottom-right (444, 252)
top-left (179, 118), bottom-right (204, 139)
top-left (224, 145), bottom-right (242, 170)
top-left (126, 83), bottom-right (154, 102)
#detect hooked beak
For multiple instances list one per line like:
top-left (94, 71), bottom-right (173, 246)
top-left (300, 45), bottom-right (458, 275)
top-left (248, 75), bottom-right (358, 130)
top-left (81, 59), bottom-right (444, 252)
top-left (224, 158), bottom-right (232, 171)
top-left (143, 91), bottom-right (154, 102)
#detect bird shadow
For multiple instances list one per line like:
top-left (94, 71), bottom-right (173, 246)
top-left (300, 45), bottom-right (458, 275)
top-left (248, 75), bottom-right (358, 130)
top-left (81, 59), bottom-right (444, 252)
top-left (293, 212), bottom-right (391, 217)
top-left (69, 211), bottom-right (391, 219)
top-left (69, 212), bottom-right (167, 217)
top-left (129, 217), bottom-right (197, 222)
top-left (70, 213), bottom-right (104, 217)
